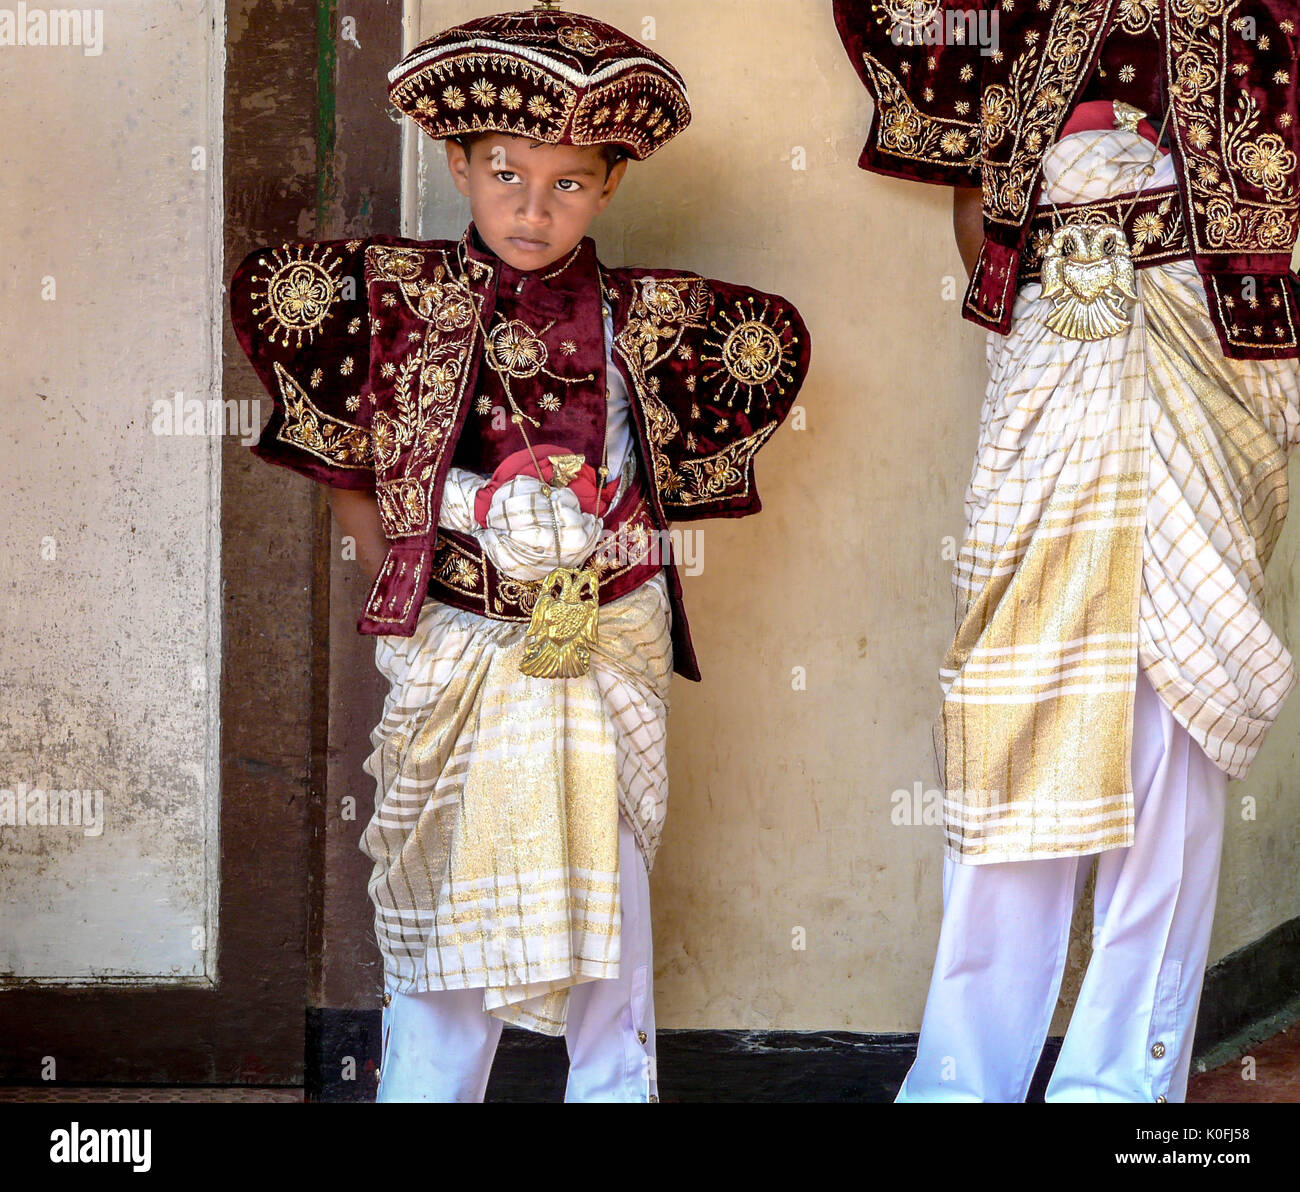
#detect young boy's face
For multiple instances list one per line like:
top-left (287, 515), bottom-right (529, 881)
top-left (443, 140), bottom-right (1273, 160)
top-left (445, 133), bottom-right (628, 273)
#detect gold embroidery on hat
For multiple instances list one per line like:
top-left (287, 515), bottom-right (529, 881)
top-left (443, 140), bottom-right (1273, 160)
top-left (558, 25), bottom-right (604, 55)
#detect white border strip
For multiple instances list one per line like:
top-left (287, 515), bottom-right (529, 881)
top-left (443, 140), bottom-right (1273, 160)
top-left (388, 34), bottom-right (689, 99)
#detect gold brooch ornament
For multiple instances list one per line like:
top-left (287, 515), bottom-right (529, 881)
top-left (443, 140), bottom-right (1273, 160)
top-left (1038, 100), bottom-right (1173, 342)
top-left (1040, 220), bottom-right (1138, 340)
top-left (547, 452), bottom-right (586, 488)
top-left (1113, 99), bottom-right (1145, 134)
top-left (520, 566), bottom-right (601, 678)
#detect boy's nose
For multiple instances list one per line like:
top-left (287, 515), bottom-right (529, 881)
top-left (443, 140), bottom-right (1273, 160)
top-left (517, 186), bottom-right (550, 224)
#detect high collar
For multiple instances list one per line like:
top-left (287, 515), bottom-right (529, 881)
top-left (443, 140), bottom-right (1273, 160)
top-left (459, 222), bottom-right (601, 316)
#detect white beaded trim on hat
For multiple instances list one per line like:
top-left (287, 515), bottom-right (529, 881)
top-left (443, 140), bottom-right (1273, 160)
top-left (388, 34), bottom-right (689, 100)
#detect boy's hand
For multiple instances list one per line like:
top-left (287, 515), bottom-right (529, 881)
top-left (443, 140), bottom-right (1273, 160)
top-left (953, 185), bottom-right (983, 280)
top-left (326, 487), bottom-right (391, 584)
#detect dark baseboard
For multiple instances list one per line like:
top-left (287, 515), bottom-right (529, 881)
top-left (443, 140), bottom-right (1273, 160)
top-left (1193, 916), bottom-right (1300, 1048)
top-left (306, 912), bottom-right (1299, 1102)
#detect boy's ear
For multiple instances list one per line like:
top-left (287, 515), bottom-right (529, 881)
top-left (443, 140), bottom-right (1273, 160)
top-left (596, 157), bottom-right (629, 212)
top-left (445, 139), bottom-right (472, 197)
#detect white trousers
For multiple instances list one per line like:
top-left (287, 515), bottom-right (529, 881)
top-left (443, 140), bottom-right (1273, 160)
top-left (375, 814), bottom-right (657, 1103)
top-left (897, 667), bottom-right (1230, 1102)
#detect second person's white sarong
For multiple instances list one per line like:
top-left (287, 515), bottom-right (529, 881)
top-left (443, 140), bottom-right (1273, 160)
top-left (939, 130), bottom-right (1300, 864)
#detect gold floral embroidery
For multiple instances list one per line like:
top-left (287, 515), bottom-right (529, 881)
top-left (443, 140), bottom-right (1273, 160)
top-left (675, 426), bottom-right (778, 507)
top-left (1116, 0), bottom-right (1157, 36)
top-left (247, 243), bottom-right (346, 347)
top-left (365, 243), bottom-right (491, 537)
top-left (486, 319), bottom-right (548, 378)
top-left (1236, 132), bottom-right (1297, 197)
top-left (872, 0), bottom-right (942, 42)
top-left (272, 363), bottom-right (372, 470)
top-left (613, 273), bottom-right (793, 508)
top-left (858, 52), bottom-right (980, 173)
top-left (980, 1), bottom-right (1111, 226)
top-left (699, 297), bottom-right (799, 414)
top-left (558, 25), bottom-right (604, 54)
top-left (1168, 0), bottom-right (1299, 254)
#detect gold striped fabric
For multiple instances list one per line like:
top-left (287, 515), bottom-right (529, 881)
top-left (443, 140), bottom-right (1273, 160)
top-left (359, 572), bottom-right (673, 1035)
top-left (939, 131), bottom-right (1299, 865)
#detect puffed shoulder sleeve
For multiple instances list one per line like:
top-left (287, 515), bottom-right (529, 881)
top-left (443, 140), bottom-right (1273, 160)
top-left (229, 237), bottom-right (375, 489)
top-left (833, 0), bottom-right (984, 188)
top-left (612, 272), bottom-right (811, 522)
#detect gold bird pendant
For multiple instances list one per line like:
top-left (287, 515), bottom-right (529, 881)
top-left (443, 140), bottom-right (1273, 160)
top-left (520, 566), bottom-right (601, 679)
top-left (1039, 219), bottom-right (1138, 341)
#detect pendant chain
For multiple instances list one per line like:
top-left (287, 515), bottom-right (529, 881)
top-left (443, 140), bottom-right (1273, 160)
top-left (1046, 101), bottom-right (1175, 233)
top-left (466, 259), bottom-right (614, 571)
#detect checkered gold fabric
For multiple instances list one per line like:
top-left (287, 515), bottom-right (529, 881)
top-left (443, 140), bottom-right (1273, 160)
top-left (359, 572), bottom-right (672, 1035)
top-left (939, 133), bottom-right (1299, 865)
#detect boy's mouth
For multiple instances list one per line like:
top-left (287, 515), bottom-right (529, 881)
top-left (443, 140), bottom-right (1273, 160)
top-left (507, 236), bottom-right (549, 252)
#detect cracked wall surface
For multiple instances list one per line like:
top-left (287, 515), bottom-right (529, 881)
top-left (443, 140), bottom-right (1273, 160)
top-left (0, 0), bottom-right (223, 983)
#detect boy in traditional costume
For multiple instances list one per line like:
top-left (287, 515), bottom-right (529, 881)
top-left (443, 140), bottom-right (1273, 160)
top-left (230, 3), bottom-right (810, 1102)
top-left (834, 0), bottom-right (1299, 1101)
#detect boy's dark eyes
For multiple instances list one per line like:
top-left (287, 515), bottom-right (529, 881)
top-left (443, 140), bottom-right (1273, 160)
top-left (491, 170), bottom-right (582, 191)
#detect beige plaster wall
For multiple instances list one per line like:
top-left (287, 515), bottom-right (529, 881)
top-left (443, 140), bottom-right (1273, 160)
top-left (406, 0), bottom-right (1300, 1031)
top-left (0, 2), bottom-right (223, 983)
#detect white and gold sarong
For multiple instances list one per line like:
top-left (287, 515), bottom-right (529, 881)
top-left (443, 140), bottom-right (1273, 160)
top-left (359, 558), bottom-right (673, 1036)
top-left (940, 129), bottom-right (1300, 864)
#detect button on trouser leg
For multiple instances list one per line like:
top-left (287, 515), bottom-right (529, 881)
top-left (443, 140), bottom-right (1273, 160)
top-left (1046, 668), bottom-right (1228, 1103)
top-left (563, 814), bottom-right (657, 1102)
top-left (376, 985), bottom-right (506, 1103)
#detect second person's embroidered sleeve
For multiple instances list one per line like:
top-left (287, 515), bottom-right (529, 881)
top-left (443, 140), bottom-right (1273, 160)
top-left (833, 0), bottom-right (985, 188)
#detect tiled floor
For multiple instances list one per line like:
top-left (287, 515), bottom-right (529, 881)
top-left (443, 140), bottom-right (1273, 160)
top-left (1188, 1021), bottom-right (1300, 1103)
top-left (0, 1021), bottom-right (1295, 1101)
top-left (0, 1085), bottom-right (302, 1103)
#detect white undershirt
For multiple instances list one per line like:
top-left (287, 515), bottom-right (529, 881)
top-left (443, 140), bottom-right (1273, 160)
top-left (603, 309), bottom-right (634, 484)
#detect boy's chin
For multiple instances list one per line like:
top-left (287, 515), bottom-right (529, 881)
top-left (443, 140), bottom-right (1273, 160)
top-left (482, 231), bottom-right (582, 273)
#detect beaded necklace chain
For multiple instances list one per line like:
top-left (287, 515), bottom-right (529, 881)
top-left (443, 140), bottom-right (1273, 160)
top-left (465, 248), bottom-right (615, 678)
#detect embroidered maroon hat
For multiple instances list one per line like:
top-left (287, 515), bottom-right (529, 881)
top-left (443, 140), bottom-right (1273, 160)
top-left (387, 4), bottom-right (691, 161)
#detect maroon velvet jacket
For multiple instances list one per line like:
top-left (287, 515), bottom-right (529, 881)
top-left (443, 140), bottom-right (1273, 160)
top-left (834, 0), bottom-right (1300, 360)
top-left (229, 226), bottom-right (811, 682)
